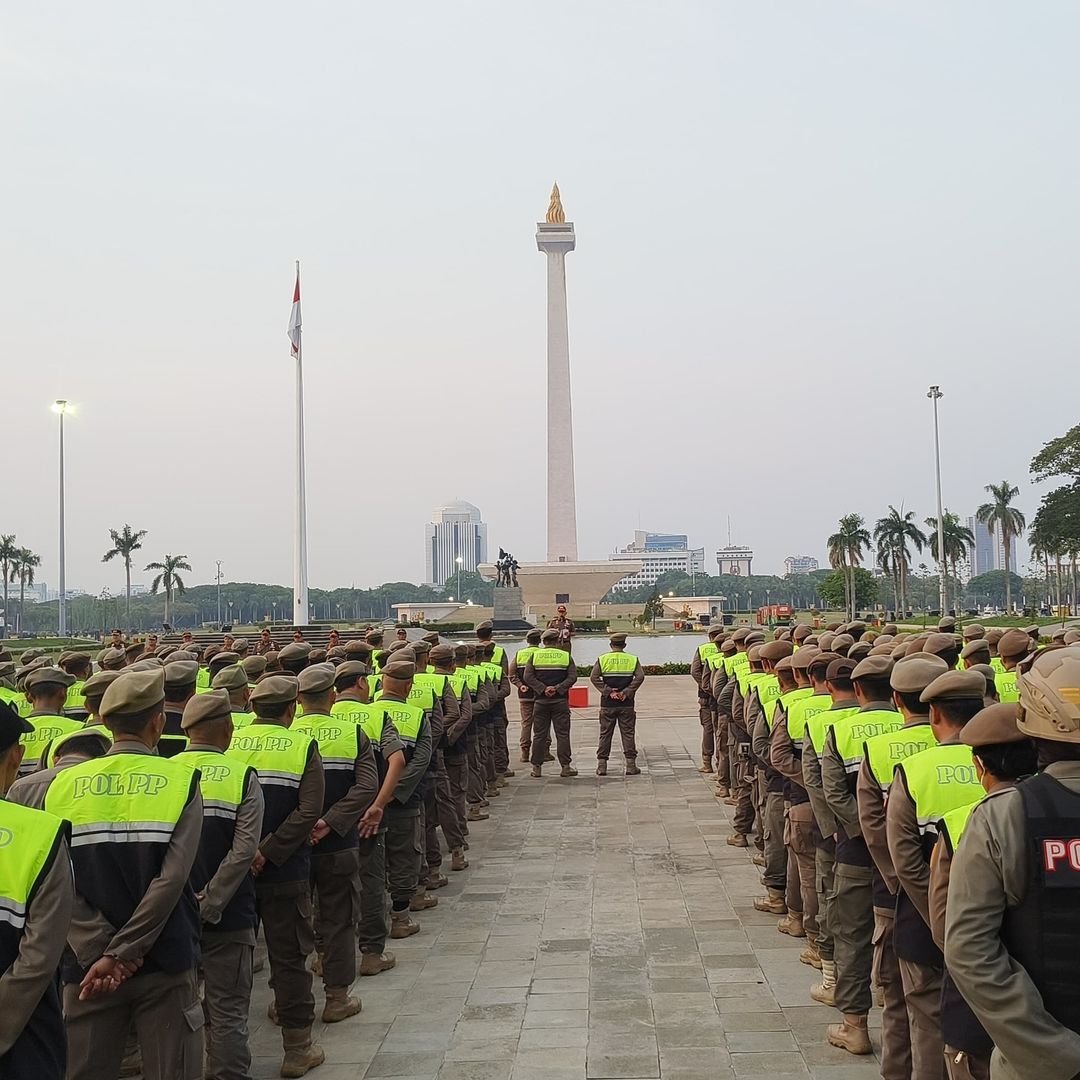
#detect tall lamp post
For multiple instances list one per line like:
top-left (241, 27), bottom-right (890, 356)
top-left (216, 561), bottom-right (223, 626)
top-left (928, 386), bottom-right (947, 616)
top-left (455, 555), bottom-right (464, 601)
top-left (52, 400), bottom-right (70, 637)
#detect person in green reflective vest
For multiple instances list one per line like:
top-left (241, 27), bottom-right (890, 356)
top-left (10, 725), bottom-right (112, 808)
top-left (60, 650), bottom-right (93, 719)
top-left (856, 651), bottom-right (947, 1080)
top-left (691, 626), bottom-right (725, 776)
top-left (0, 701), bottom-right (73, 1080)
top-left (886, 669), bottom-right (986, 1080)
top-left (20, 667), bottom-right (83, 777)
top-left (928, 702), bottom-right (1035, 1080)
top-left (718, 630), bottom-right (765, 847)
top-left (476, 622), bottom-right (512, 780)
top-left (430, 644), bottom-right (471, 871)
top-left (241, 654), bottom-right (268, 687)
top-left (821, 654), bottom-right (902, 1056)
top-left (79, 669), bottom-right (122, 729)
top-left (162, 659), bottom-right (199, 758)
top-left (523, 630), bottom-right (577, 778)
top-left (476, 641), bottom-right (509, 797)
top-left (708, 637), bottom-right (739, 795)
top-left (456, 644), bottom-right (491, 819)
top-left (994, 629), bottom-right (1032, 703)
top-left (509, 629), bottom-right (543, 764)
top-left (590, 633), bottom-right (644, 777)
top-left (177, 691), bottom-right (264, 1080)
top-left (960, 638), bottom-right (992, 673)
top-left (213, 663), bottom-right (257, 729)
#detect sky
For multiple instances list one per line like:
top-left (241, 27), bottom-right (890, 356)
top-left (5, 1), bottom-right (1077, 598)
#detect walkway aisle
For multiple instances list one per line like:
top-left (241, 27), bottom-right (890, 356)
top-left (247, 677), bottom-right (884, 1080)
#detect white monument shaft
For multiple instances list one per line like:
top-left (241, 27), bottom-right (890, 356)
top-left (536, 191), bottom-right (579, 563)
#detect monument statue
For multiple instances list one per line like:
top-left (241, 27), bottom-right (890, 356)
top-left (546, 182), bottom-right (565, 224)
top-left (495, 548), bottom-right (520, 588)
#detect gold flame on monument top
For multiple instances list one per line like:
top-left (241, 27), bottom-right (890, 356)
top-left (546, 183), bottom-right (566, 224)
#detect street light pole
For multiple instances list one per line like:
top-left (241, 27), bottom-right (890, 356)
top-left (216, 561), bottom-right (223, 626)
top-left (53, 400), bottom-right (69, 637)
top-left (928, 386), bottom-right (947, 616)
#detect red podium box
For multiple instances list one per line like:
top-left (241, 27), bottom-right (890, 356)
top-left (568, 686), bottom-right (589, 709)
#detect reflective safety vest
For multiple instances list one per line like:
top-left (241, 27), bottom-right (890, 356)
top-left (44, 726), bottom-right (112, 769)
top-left (367, 699), bottom-right (425, 749)
top-left (723, 652), bottom-right (750, 678)
top-left (45, 752), bottom-right (201, 975)
top-left (480, 661), bottom-right (502, 685)
top-left (0, 686), bottom-right (27, 716)
top-left (597, 652), bottom-right (639, 707)
top-left (990, 656), bottom-right (1006, 675)
top-left (331, 697), bottom-right (379, 732)
top-left (490, 646), bottom-right (505, 667)
top-left (64, 680), bottom-right (86, 713)
top-left (446, 672), bottom-right (467, 701)
top-left (528, 648), bottom-right (571, 688)
top-left (515, 646), bottom-right (538, 669)
top-left (806, 706), bottom-right (859, 755)
top-left (707, 653), bottom-right (726, 672)
top-left (775, 686), bottom-right (813, 729)
top-left (995, 670), bottom-right (1019, 703)
top-left (938, 800), bottom-right (978, 856)
top-left (294, 712), bottom-right (363, 854)
top-left (698, 642), bottom-right (719, 662)
top-left (736, 668), bottom-right (767, 698)
top-left (462, 666), bottom-right (481, 696)
top-left (785, 693), bottom-right (832, 745)
top-left (755, 675), bottom-right (782, 727)
top-left (863, 722), bottom-right (936, 792)
top-left (400, 680), bottom-right (436, 719)
top-left (176, 748), bottom-right (258, 931)
top-left (0, 798), bottom-right (68, 1071)
top-left (196, 667), bottom-right (210, 690)
top-left (830, 709), bottom-right (903, 774)
top-left (896, 743), bottom-right (984, 839)
top-left (20, 714), bottom-right (84, 776)
top-left (230, 709), bottom-right (257, 729)
top-left (228, 723), bottom-right (317, 883)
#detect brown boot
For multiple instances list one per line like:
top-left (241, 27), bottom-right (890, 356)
top-left (715, 784), bottom-right (730, 798)
top-left (530, 765), bottom-right (542, 778)
top-left (390, 909), bottom-right (420, 938)
top-left (280, 1027), bottom-right (325, 1078)
top-left (698, 762), bottom-right (712, 773)
top-left (520, 750), bottom-right (530, 763)
top-left (485, 783), bottom-right (500, 798)
top-left (799, 936), bottom-right (822, 969)
top-left (595, 760), bottom-right (608, 776)
top-left (359, 950), bottom-right (396, 976)
top-left (723, 796), bottom-right (739, 806)
top-left (726, 833), bottom-right (748, 848)
top-left (560, 765), bottom-right (578, 777)
top-left (410, 885), bottom-right (438, 911)
top-left (503, 768), bottom-right (515, 778)
top-left (810, 960), bottom-right (837, 1005)
top-left (321, 987), bottom-right (361, 1023)
top-left (311, 952), bottom-right (324, 977)
top-left (777, 911), bottom-right (806, 938)
top-left (467, 805), bottom-right (489, 821)
top-left (544, 753), bottom-right (555, 762)
top-left (751, 852), bottom-right (766, 867)
top-left (426, 869), bottom-right (448, 889)
top-left (451, 847), bottom-right (469, 871)
top-left (826, 1015), bottom-right (873, 1055)
top-left (753, 888), bottom-right (787, 914)
top-left (625, 762), bottom-right (640, 775)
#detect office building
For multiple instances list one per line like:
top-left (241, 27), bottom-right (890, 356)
top-left (784, 555), bottom-right (819, 576)
top-left (716, 545), bottom-right (754, 577)
top-left (966, 516), bottom-right (1016, 576)
top-left (609, 531), bottom-right (705, 591)
top-left (425, 501), bottom-right (488, 586)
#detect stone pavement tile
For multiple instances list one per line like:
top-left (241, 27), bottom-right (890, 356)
top-left (527, 991), bottom-right (589, 1011)
top-left (653, 1020), bottom-right (728, 1049)
top-left (649, 993), bottom-right (717, 1019)
top-left (658, 1047), bottom-right (734, 1080)
top-left (475, 962), bottom-right (536, 987)
top-left (587, 998), bottom-right (654, 1031)
top-left (587, 1030), bottom-right (658, 1054)
top-left (729, 1051), bottom-right (810, 1076)
top-left (453, 1020), bottom-right (525, 1041)
top-left (795, 1034), bottom-right (881, 1067)
top-left (521, 1008), bottom-right (590, 1029)
top-left (649, 977), bottom-right (711, 994)
top-left (511, 1046), bottom-right (588, 1078)
top-left (534, 961), bottom-right (591, 979)
top-left (443, 1037), bottom-right (519, 1062)
top-left (585, 1050), bottom-right (660, 1078)
top-left (466, 986), bottom-right (530, 1007)
top-left (719, 1010), bottom-right (789, 1032)
top-left (437, 1062), bottom-right (513, 1080)
top-left (364, 1051), bottom-right (445, 1078)
top-left (462, 1003), bottom-right (527, 1023)
top-left (806, 1066), bottom-right (883, 1080)
top-left (725, 1031), bottom-right (799, 1053)
top-left (530, 976), bottom-right (590, 994)
top-left (518, 1026), bottom-right (591, 1049)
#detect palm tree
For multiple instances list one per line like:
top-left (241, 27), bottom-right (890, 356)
top-left (14, 548), bottom-right (41, 634)
top-left (827, 514), bottom-right (871, 619)
top-left (977, 481), bottom-right (1027, 614)
top-left (102, 525), bottom-right (148, 626)
top-left (145, 554), bottom-right (191, 627)
top-left (0, 534), bottom-right (17, 637)
top-left (874, 505), bottom-right (927, 617)
top-left (925, 510), bottom-right (974, 613)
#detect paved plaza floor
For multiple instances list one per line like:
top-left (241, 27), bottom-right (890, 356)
top-left (247, 675), bottom-right (884, 1080)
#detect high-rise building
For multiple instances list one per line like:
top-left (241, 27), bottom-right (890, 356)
top-left (609, 531), bottom-right (705, 591)
top-left (716, 545), bottom-right (754, 577)
top-left (784, 555), bottom-right (819, 576)
top-left (425, 501), bottom-right (488, 586)
top-left (966, 516), bottom-right (1016, 576)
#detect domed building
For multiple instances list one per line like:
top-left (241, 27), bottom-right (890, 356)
top-left (425, 500), bottom-right (488, 586)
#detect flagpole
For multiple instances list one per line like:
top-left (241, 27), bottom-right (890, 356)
top-left (294, 260), bottom-right (310, 626)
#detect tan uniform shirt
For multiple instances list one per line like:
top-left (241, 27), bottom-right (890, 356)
top-left (443, 674), bottom-right (472, 746)
top-left (945, 762), bottom-right (1080, 1080)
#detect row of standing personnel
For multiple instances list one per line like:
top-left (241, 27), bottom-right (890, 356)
top-left (0, 621), bottom-right (549, 1080)
top-left (690, 618), bottom-right (1080, 1080)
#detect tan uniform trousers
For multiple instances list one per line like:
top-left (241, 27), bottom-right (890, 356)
top-left (832, 862), bottom-right (875, 1015)
top-left (898, 957), bottom-right (946, 1080)
top-left (714, 711), bottom-right (730, 786)
top-left (64, 968), bottom-right (203, 1080)
top-left (699, 700), bottom-right (716, 766)
top-left (256, 879), bottom-right (316, 1030)
top-left (762, 789), bottom-right (787, 893)
top-left (311, 848), bottom-right (360, 988)
top-left (872, 912), bottom-right (913, 1080)
top-left (815, 844), bottom-right (836, 962)
top-left (944, 1047), bottom-right (989, 1080)
top-left (596, 706), bottom-right (637, 760)
top-left (518, 697), bottom-right (535, 754)
top-left (201, 936), bottom-right (254, 1080)
top-left (443, 752), bottom-right (469, 835)
top-left (530, 698), bottom-right (572, 767)
top-left (786, 802), bottom-right (818, 938)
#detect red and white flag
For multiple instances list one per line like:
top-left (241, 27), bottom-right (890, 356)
top-left (287, 266), bottom-right (302, 356)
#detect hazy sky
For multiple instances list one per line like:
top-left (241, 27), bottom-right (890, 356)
top-left (5, 1), bottom-right (1076, 597)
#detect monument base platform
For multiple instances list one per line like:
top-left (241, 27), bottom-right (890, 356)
top-left (480, 560), bottom-right (642, 622)
top-left (492, 587), bottom-right (532, 630)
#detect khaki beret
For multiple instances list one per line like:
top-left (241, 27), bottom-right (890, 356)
top-left (99, 648), bottom-right (127, 669)
top-left (830, 633), bottom-right (855, 654)
top-left (891, 653), bottom-right (949, 693)
top-left (808, 651), bottom-right (841, 675)
top-left (388, 640), bottom-right (412, 654)
top-left (381, 660), bottom-right (416, 681)
top-left (541, 629), bottom-right (560, 644)
top-left (212, 665), bottom-right (249, 691)
top-left (998, 629), bottom-right (1033, 659)
top-left (297, 663), bottom-right (336, 695)
top-left (124, 642), bottom-right (145, 657)
top-left (181, 689), bottom-right (232, 730)
top-left (429, 644), bottom-right (455, 664)
top-left (851, 655), bottom-right (894, 681)
top-left (208, 652), bottom-right (240, 671)
top-left (938, 616), bottom-right (957, 631)
top-left (791, 646), bottom-right (822, 671)
top-left (0, 661), bottom-right (15, 679)
top-left (411, 640), bottom-right (432, 655)
top-left (969, 664), bottom-right (998, 691)
top-left (960, 702), bottom-right (1025, 747)
top-left (241, 656), bottom-right (268, 680)
top-left (249, 675), bottom-right (299, 706)
top-left (59, 651), bottom-right (91, 670)
top-left (881, 624), bottom-right (898, 636)
top-left (1024, 626), bottom-right (1040, 636)
top-left (344, 640), bottom-right (373, 657)
top-left (747, 644), bottom-right (763, 663)
top-left (475, 620), bottom-right (494, 632)
top-left (100, 669), bottom-right (166, 718)
top-left (82, 670), bottom-right (123, 699)
top-left (720, 639), bottom-right (738, 656)
top-left (707, 626), bottom-right (725, 640)
top-left (335, 660), bottom-right (371, 681)
top-left (848, 621), bottom-right (867, 636)
top-left (744, 631), bottom-right (766, 646)
top-left (985, 627), bottom-right (1005, 645)
top-left (731, 627), bottom-right (751, 643)
top-left (128, 658), bottom-right (165, 672)
top-left (453, 645), bottom-right (469, 659)
top-left (869, 643), bottom-right (895, 656)
top-left (1052, 629), bottom-right (1068, 643)
top-left (326, 647), bottom-right (348, 662)
top-left (891, 642), bottom-right (911, 659)
top-left (422, 632), bottom-right (440, 645)
top-left (817, 632), bottom-right (836, 651)
top-left (826, 657), bottom-right (857, 682)
top-left (25, 666), bottom-right (76, 692)
top-left (774, 655), bottom-right (795, 674)
top-left (922, 633), bottom-right (958, 658)
top-left (231, 638), bottom-right (249, 652)
top-left (802, 635), bottom-right (820, 646)
top-left (825, 622), bottom-right (843, 632)
top-left (760, 640), bottom-right (793, 662)
top-left (609, 633), bottom-right (629, 647)
top-left (279, 642), bottom-right (312, 662)
top-left (364, 630), bottom-right (384, 643)
top-left (19, 648), bottom-right (45, 664)
top-left (920, 669), bottom-right (987, 704)
top-left (164, 659), bottom-right (200, 686)
top-left (848, 642), bottom-right (873, 662)
top-left (525, 629), bottom-right (543, 644)
top-left (1064, 630), bottom-right (1080, 646)
top-left (308, 648), bottom-right (328, 665)
top-left (960, 639), bottom-right (992, 661)
top-left (962, 624), bottom-right (986, 641)
top-left (156, 645), bottom-right (177, 658)
top-left (792, 625), bottom-right (813, 642)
